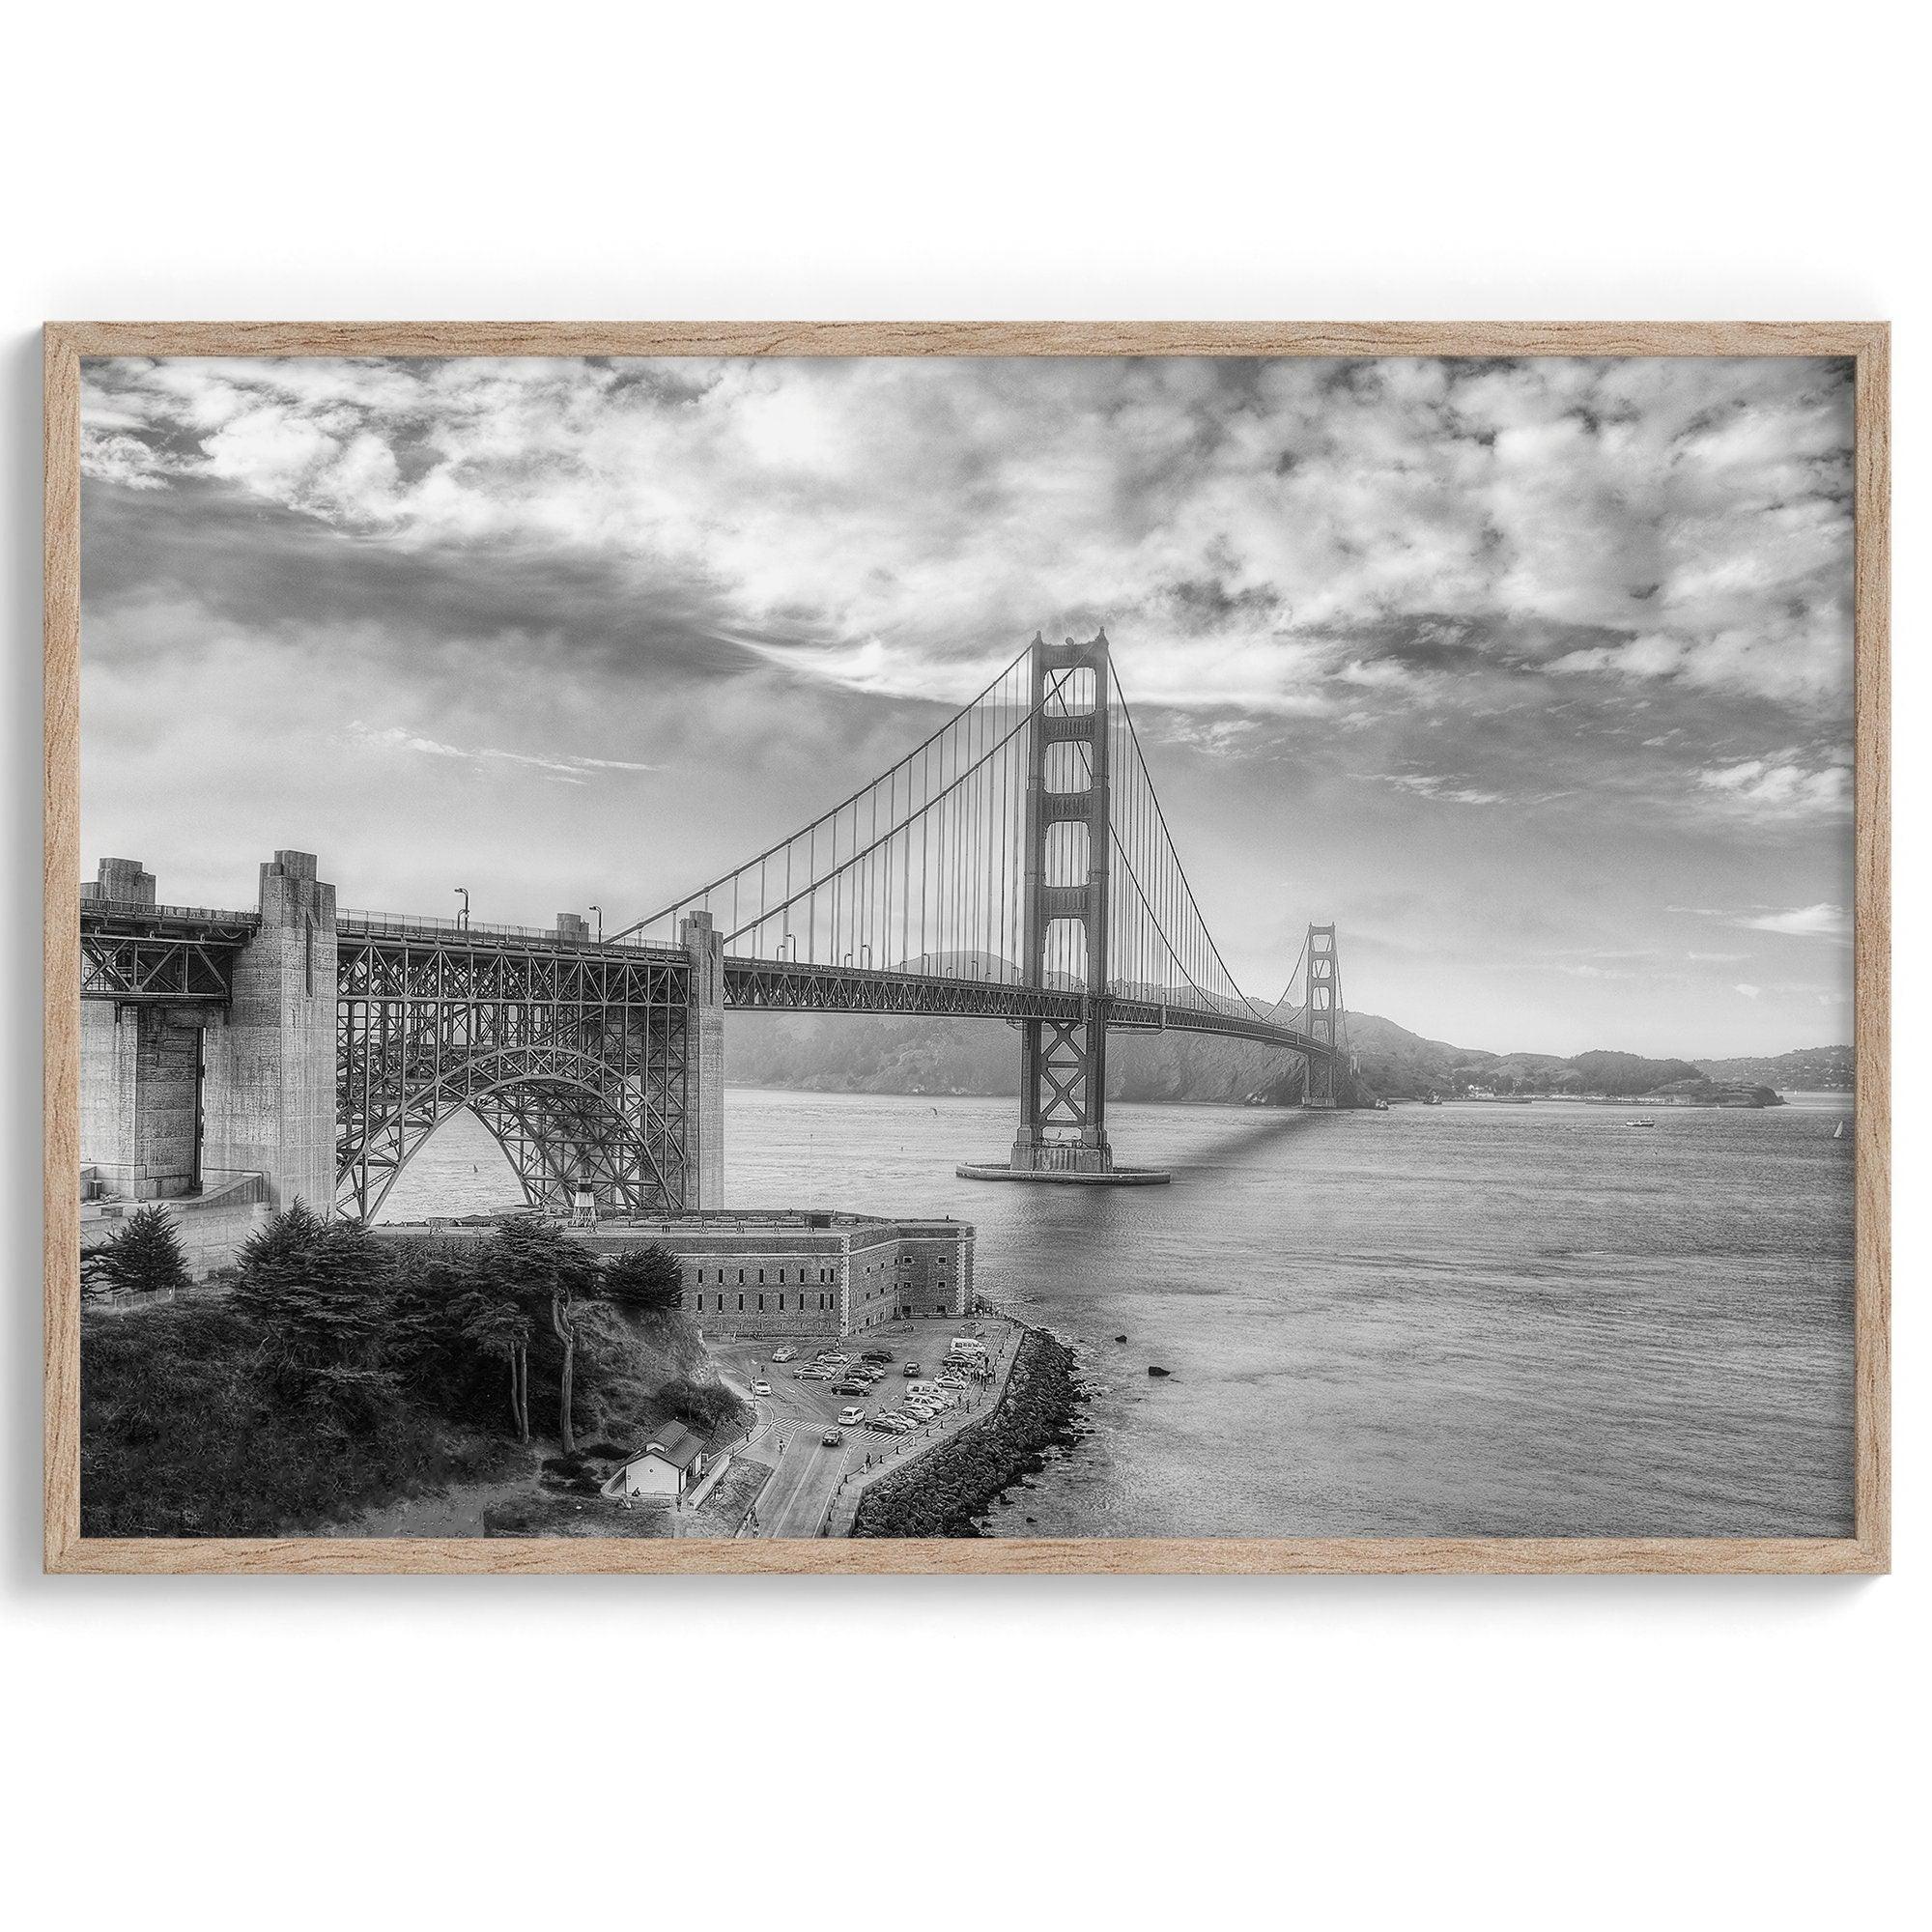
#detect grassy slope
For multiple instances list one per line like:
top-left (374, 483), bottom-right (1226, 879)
top-left (80, 1300), bottom-right (517, 1537)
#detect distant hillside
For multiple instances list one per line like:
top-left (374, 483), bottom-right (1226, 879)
top-left (725, 1009), bottom-right (1804, 1106)
top-left (726, 1010), bottom-right (1336, 1106)
top-left (1695, 1044), bottom-right (1853, 1090)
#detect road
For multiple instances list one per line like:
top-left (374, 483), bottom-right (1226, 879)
top-left (711, 1319), bottom-right (1008, 1538)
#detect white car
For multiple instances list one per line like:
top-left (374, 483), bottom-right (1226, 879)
top-left (838, 1406), bottom-right (865, 1427)
top-left (771, 1347), bottom-right (797, 1363)
top-left (751, 1379), bottom-right (772, 1397)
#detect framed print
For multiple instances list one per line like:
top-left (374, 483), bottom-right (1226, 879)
top-left (43, 321), bottom-right (1889, 1574)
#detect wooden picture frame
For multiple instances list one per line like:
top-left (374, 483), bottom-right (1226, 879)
top-left (43, 320), bottom-right (1890, 1576)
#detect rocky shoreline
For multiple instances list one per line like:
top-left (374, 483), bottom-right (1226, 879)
top-left (851, 1326), bottom-right (1084, 1538)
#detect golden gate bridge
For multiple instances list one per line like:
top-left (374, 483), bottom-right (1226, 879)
top-left (77, 630), bottom-right (1350, 1223)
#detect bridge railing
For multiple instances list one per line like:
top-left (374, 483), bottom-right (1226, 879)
top-left (79, 895), bottom-right (261, 928)
top-left (338, 909), bottom-right (668, 952)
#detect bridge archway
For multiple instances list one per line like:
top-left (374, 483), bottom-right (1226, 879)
top-left (335, 1043), bottom-right (673, 1225)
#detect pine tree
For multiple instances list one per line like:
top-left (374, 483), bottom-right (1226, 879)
top-left (236, 1198), bottom-right (328, 1279)
top-left (236, 1205), bottom-right (399, 1420)
top-left (88, 1205), bottom-right (191, 1294)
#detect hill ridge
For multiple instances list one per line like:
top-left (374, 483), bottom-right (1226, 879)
top-left (722, 1009), bottom-right (1845, 1104)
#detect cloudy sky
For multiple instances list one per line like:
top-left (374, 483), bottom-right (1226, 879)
top-left (79, 353), bottom-right (1855, 1057)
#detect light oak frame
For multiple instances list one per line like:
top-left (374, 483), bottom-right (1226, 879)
top-left (43, 321), bottom-right (1890, 1575)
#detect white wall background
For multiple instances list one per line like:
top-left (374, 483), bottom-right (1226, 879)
top-left (3, 4), bottom-right (1920, 1925)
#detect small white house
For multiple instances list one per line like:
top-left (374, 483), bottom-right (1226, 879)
top-left (600, 1421), bottom-right (706, 1501)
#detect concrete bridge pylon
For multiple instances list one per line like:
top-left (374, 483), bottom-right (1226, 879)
top-left (80, 850), bottom-right (337, 1217)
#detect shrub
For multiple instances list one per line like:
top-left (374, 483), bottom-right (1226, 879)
top-left (658, 1377), bottom-right (748, 1437)
top-left (602, 1243), bottom-right (684, 1313)
top-left (83, 1205), bottom-right (190, 1295)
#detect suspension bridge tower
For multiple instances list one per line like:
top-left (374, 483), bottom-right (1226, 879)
top-left (1301, 923), bottom-right (1340, 1108)
top-left (1010, 631), bottom-right (1116, 1175)
top-left (960, 629), bottom-right (1169, 1185)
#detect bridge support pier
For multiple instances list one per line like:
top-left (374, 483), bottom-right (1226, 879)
top-left (79, 851), bottom-right (339, 1233)
top-left (80, 1001), bottom-right (215, 1199)
top-left (962, 630), bottom-right (1168, 1187)
top-left (682, 909), bottom-right (725, 1209)
top-left (78, 857), bottom-right (206, 1199)
top-left (200, 851), bottom-right (340, 1215)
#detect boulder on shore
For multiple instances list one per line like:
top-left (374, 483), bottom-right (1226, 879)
top-left (1147, 1365), bottom-right (1171, 1378)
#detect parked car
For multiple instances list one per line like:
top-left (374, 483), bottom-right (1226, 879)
top-left (865, 1415), bottom-right (900, 1434)
top-left (833, 1381), bottom-right (869, 1397)
top-left (751, 1379), bottom-right (772, 1397)
top-left (861, 1349), bottom-right (895, 1364)
top-left (771, 1346), bottom-right (797, 1363)
top-left (816, 1351), bottom-right (849, 1366)
top-left (903, 1362), bottom-right (923, 1378)
top-left (838, 1406), bottom-right (865, 1426)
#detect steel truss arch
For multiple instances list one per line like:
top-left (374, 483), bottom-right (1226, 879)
top-left (334, 1042), bottom-right (674, 1225)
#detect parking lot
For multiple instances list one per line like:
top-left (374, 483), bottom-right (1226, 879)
top-left (711, 1318), bottom-right (1016, 1537)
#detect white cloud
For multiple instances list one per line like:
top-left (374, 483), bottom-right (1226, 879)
top-left (1378, 773), bottom-right (1506, 807)
top-left (347, 720), bottom-right (658, 781)
top-left (1739, 903), bottom-right (1851, 939)
top-left (1695, 756), bottom-right (1851, 820)
top-left (80, 429), bottom-right (182, 490)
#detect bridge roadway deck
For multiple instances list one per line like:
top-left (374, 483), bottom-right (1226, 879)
top-left (79, 900), bottom-right (1329, 1058)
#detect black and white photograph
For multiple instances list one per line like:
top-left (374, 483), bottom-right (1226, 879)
top-left (70, 346), bottom-right (1862, 1548)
